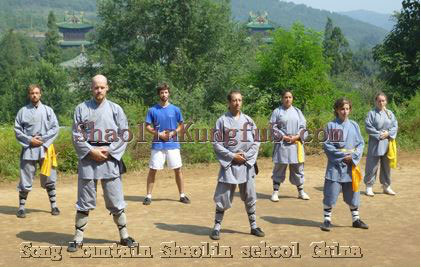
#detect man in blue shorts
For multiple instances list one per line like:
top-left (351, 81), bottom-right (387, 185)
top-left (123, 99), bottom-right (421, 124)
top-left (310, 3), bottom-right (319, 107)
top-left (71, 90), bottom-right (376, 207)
top-left (143, 83), bottom-right (190, 205)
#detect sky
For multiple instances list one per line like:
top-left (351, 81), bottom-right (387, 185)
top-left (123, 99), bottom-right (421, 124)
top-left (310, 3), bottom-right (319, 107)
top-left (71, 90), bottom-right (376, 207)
top-left (280, 0), bottom-right (402, 14)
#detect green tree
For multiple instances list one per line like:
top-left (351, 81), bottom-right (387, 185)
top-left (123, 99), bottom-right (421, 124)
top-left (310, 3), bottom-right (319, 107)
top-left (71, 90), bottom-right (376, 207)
top-left (0, 30), bottom-right (38, 92)
top-left (373, 0), bottom-right (420, 100)
top-left (0, 60), bottom-right (73, 124)
top-left (323, 18), bottom-right (353, 75)
top-left (89, 0), bottom-right (252, 120)
top-left (42, 11), bottom-right (61, 65)
top-left (247, 23), bottom-right (333, 115)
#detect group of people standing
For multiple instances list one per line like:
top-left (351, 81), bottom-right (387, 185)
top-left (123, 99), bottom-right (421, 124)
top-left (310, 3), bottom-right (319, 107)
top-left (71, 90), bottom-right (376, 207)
top-left (13, 74), bottom-right (398, 251)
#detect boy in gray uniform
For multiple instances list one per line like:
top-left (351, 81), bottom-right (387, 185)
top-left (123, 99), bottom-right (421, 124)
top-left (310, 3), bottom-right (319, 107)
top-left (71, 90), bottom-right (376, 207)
top-left (210, 90), bottom-right (264, 240)
top-left (67, 75), bottom-right (135, 252)
top-left (364, 92), bottom-right (398, 196)
top-left (14, 84), bottom-right (60, 218)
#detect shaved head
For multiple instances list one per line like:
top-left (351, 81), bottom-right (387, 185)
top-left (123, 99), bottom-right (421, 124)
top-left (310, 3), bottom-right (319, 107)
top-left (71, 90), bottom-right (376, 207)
top-left (92, 74), bottom-right (108, 87)
top-left (91, 74), bottom-right (109, 103)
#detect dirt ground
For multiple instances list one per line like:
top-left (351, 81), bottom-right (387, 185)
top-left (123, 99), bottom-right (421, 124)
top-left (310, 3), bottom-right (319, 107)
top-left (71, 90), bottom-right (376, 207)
top-left (0, 151), bottom-right (419, 267)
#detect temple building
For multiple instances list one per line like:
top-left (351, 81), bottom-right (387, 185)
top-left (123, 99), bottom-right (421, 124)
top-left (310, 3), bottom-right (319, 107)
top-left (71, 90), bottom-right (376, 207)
top-left (57, 12), bottom-right (94, 47)
top-left (246, 11), bottom-right (275, 43)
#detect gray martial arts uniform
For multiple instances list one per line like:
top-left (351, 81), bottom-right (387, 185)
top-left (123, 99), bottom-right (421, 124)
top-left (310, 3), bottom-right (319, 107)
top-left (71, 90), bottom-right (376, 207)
top-left (364, 108), bottom-right (398, 187)
top-left (323, 118), bottom-right (364, 208)
top-left (72, 99), bottom-right (128, 214)
top-left (270, 105), bottom-right (306, 186)
top-left (212, 112), bottom-right (260, 229)
top-left (14, 102), bottom-right (59, 192)
top-left (71, 98), bottom-right (131, 244)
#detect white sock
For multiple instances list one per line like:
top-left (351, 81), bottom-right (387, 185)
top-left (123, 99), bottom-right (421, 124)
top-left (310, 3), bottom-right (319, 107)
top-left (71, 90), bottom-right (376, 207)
top-left (180, 193), bottom-right (185, 198)
top-left (350, 206), bottom-right (360, 222)
top-left (146, 194), bottom-right (152, 199)
top-left (323, 205), bottom-right (332, 222)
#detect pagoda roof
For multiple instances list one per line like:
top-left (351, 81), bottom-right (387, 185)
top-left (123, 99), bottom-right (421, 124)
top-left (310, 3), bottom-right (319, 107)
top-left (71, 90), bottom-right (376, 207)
top-left (60, 52), bottom-right (101, 68)
top-left (59, 40), bottom-right (93, 47)
top-left (246, 21), bottom-right (275, 30)
top-left (57, 22), bottom-right (94, 30)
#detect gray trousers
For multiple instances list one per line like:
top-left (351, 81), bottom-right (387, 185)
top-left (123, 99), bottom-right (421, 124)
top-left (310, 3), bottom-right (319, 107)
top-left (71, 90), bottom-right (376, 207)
top-left (76, 177), bottom-right (126, 215)
top-left (323, 180), bottom-right (360, 208)
top-left (364, 155), bottom-right (391, 187)
top-left (214, 179), bottom-right (257, 211)
top-left (272, 163), bottom-right (305, 186)
top-left (17, 159), bottom-right (57, 192)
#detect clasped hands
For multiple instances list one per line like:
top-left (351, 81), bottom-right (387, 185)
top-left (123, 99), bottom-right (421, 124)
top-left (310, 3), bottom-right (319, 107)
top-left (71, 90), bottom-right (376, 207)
top-left (283, 134), bottom-right (300, 143)
top-left (379, 130), bottom-right (389, 140)
top-left (89, 147), bottom-right (110, 162)
top-left (158, 130), bottom-right (177, 141)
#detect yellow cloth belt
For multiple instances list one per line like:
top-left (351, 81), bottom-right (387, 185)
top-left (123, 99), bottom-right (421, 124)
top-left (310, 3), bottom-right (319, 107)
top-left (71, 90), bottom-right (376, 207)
top-left (295, 140), bottom-right (304, 163)
top-left (339, 148), bottom-right (361, 192)
top-left (387, 139), bottom-right (397, 169)
top-left (40, 144), bottom-right (58, 177)
top-left (352, 165), bottom-right (362, 192)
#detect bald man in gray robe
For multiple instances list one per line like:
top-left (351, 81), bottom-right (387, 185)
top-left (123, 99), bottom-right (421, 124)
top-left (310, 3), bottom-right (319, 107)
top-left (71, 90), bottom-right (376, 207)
top-left (67, 75), bottom-right (136, 252)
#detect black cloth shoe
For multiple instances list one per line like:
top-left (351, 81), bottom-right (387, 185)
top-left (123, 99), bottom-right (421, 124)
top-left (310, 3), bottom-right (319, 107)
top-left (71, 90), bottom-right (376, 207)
top-left (209, 229), bottom-right (220, 240)
top-left (120, 236), bottom-right (136, 247)
top-left (143, 197), bottom-right (151, 205)
top-left (352, 219), bottom-right (369, 229)
top-left (251, 227), bottom-right (265, 237)
top-left (67, 241), bottom-right (82, 252)
top-left (51, 207), bottom-right (60, 216)
top-left (16, 209), bottom-right (26, 218)
top-left (179, 196), bottom-right (191, 204)
top-left (320, 220), bottom-right (332, 231)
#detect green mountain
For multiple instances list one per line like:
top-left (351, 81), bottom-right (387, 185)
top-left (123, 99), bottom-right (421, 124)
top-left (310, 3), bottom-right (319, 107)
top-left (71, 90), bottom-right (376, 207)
top-left (1, 0), bottom-right (388, 50)
top-left (339, 10), bottom-right (395, 31)
top-left (231, 0), bottom-right (388, 49)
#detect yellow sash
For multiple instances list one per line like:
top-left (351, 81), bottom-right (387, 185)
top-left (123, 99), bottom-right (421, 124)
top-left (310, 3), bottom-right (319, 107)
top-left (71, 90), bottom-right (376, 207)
top-left (352, 165), bottom-right (362, 192)
top-left (387, 139), bottom-right (397, 169)
top-left (40, 144), bottom-right (58, 177)
top-left (296, 140), bottom-right (304, 163)
top-left (339, 148), bottom-right (361, 192)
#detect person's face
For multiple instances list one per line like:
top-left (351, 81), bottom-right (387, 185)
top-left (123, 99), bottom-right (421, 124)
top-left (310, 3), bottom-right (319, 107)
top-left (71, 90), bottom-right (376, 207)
top-left (228, 93), bottom-right (242, 113)
top-left (159, 89), bottom-right (169, 103)
top-left (337, 103), bottom-right (350, 121)
top-left (282, 92), bottom-right (293, 108)
top-left (375, 95), bottom-right (387, 110)
top-left (28, 87), bottom-right (41, 104)
top-left (91, 80), bottom-right (108, 102)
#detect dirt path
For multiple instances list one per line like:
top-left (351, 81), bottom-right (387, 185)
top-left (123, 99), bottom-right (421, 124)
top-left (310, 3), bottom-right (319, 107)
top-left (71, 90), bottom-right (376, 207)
top-left (0, 151), bottom-right (419, 267)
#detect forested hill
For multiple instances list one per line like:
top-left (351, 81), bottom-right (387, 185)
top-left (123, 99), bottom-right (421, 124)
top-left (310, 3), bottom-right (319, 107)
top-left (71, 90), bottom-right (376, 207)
top-left (0, 0), bottom-right (388, 49)
top-left (339, 10), bottom-right (395, 31)
top-left (231, 0), bottom-right (388, 49)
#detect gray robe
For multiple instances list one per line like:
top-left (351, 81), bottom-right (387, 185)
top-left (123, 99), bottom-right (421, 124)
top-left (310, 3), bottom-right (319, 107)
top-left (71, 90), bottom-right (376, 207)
top-left (270, 105), bottom-right (306, 164)
top-left (14, 102), bottom-right (59, 160)
top-left (364, 108), bottom-right (398, 186)
top-left (212, 112), bottom-right (260, 184)
top-left (365, 108), bottom-right (398, 157)
top-left (72, 99), bottom-right (128, 180)
top-left (323, 119), bottom-right (364, 183)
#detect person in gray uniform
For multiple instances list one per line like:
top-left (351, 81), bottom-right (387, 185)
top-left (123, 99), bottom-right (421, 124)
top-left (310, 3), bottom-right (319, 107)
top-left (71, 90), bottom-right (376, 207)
top-left (364, 92), bottom-right (398, 196)
top-left (14, 84), bottom-right (60, 218)
top-left (320, 98), bottom-right (368, 232)
top-left (269, 90), bottom-right (309, 202)
top-left (67, 75), bottom-right (135, 252)
top-left (209, 90), bottom-right (264, 240)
